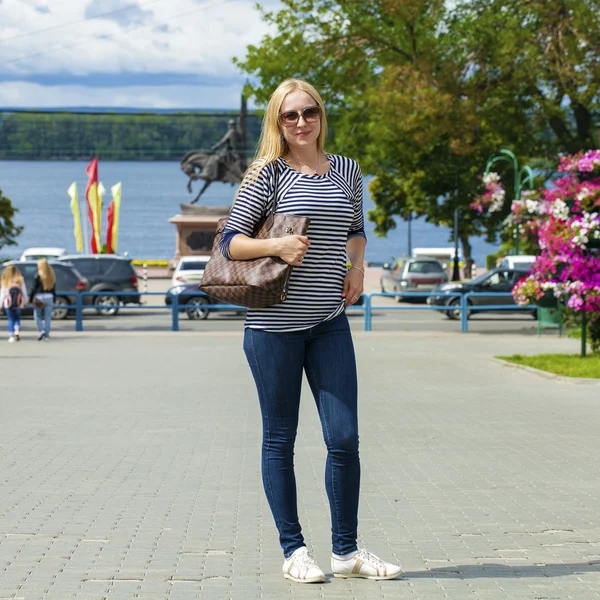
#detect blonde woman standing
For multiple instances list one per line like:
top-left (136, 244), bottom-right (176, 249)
top-left (220, 79), bottom-right (402, 583)
top-left (29, 258), bottom-right (56, 341)
top-left (0, 264), bottom-right (28, 342)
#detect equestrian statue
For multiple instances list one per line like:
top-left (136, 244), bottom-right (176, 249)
top-left (181, 95), bottom-right (248, 204)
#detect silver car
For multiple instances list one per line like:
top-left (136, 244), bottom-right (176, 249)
top-left (380, 258), bottom-right (448, 302)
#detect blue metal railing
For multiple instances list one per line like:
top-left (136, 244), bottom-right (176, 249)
top-left (34, 290), bottom-right (540, 333)
top-left (459, 291), bottom-right (537, 332)
top-left (363, 292), bottom-right (464, 331)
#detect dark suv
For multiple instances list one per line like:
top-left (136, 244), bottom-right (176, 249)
top-left (2, 260), bottom-right (90, 320)
top-left (58, 255), bottom-right (140, 316)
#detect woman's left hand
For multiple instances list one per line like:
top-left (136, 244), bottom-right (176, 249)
top-left (342, 268), bottom-right (364, 307)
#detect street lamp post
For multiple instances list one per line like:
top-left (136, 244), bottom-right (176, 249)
top-left (484, 149), bottom-right (535, 255)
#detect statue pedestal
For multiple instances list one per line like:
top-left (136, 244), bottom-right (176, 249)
top-left (168, 204), bottom-right (231, 265)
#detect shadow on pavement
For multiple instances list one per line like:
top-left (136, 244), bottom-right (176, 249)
top-left (404, 561), bottom-right (600, 579)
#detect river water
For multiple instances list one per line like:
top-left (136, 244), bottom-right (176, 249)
top-left (0, 160), bottom-right (498, 264)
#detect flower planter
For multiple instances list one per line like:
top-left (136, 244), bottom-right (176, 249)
top-left (536, 290), bottom-right (558, 308)
top-left (586, 238), bottom-right (600, 250)
top-left (536, 306), bottom-right (563, 336)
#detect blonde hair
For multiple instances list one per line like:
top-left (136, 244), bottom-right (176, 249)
top-left (237, 78), bottom-right (328, 196)
top-left (38, 258), bottom-right (56, 290)
top-left (1, 264), bottom-right (24, 288)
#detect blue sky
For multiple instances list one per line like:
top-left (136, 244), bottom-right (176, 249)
top-left (0, 0), bottom-right (282, 109)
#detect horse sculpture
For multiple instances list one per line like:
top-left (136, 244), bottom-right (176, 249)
top-left (181, 106), bottom-right (248, 204)
top-left (180, 149), bottom-right (245, 204)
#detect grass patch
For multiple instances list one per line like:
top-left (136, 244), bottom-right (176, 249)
top-left (497, 353), bottom-right (600, 379)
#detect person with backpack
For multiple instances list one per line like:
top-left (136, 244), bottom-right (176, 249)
top-left (29, 258), bottom-right (56, 341)
top-left (0, 264), bottom-right (28, 343)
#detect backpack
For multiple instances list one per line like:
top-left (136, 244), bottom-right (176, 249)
top-left (7, 284), bottom-right (23, 308)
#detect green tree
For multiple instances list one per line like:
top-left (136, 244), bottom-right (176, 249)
top-left (0, 112), bottom-right (263, 161)
top-left (235, 0), bottom-right (600, 269)
top-left (0, 189), bottom-right (23, 251)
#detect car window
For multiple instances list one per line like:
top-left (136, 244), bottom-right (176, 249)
top-left (484, 271), bottom-right (511, 286)
top-left (55, 265), bottom-right (78, 288)
top-left (102, 260), bottom-right (134, 277)
top-left (69, 258), bottom-right (100, 276)
top-left (23, 255), bottom-right (49, 261)
top-left (180, 261), bottom-right (209, 271)
top-left (18, 264), bottom-right (38, 284)
top-left (408, 261), bottom-right (444, 274)
top-left (511, 271), bottom-right (529, 284)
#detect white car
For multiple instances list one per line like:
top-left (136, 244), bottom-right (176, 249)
top-left (20, 247), bottom-right (68, 261)
top-left (498, 255), bottom-right (537, 270)
top-left (171, 256), bottom-right (211, 286)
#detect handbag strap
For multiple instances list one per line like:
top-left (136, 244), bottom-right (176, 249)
top-left (266, 162), bottom-right (281, 217)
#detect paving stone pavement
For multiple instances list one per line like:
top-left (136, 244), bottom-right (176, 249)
top-left (1, 329), bottom-right (599, 600)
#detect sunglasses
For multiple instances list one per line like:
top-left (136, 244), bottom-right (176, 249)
top-left (278, 105), bottom-right (321, 127)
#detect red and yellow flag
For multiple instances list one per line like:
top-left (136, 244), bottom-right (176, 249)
top-left (85, 157), bottom-right (101, 253)
top-left (106, 182), bottom-right (122, 254)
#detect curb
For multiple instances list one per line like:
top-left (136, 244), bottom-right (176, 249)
top-left (490, 357), bottom-right (600, 385)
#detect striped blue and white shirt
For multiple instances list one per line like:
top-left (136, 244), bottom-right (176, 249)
top-left (220, 154), bottom-right (366, 332)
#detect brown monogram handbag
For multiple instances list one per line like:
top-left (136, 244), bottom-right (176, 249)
top-left (200, 168), bottom-right (310, 309)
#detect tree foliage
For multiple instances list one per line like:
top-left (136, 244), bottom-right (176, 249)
top-left (0, 188), bottom-right (23, 251)
top-left (235, 0), bottom-right (600, 263)
top-left (0, 112), bottom-right (262, 161)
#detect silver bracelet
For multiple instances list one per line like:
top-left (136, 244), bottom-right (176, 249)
top-left (349, 266), bottom-right (365, 276)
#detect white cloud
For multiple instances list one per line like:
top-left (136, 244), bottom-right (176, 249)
top-left (0, 0), bottom-right (283, 107)
top-left (0, 80), bottom-right (253, 108)
top-left (84, 0), bottom-right (154, 28)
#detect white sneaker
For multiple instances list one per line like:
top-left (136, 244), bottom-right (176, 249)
top-left (332, 548), bottom-right (403, 580)
top-left (282, 547), bottom-right (325, 583)
top-left (8, 336), bottom-right (15, 343)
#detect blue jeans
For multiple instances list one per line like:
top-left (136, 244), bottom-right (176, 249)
top-left (6, 307), bottom-right (21, 335)
top-left (34, 303), bottom-right (53, 337)
top-left (243, 313), bottom-right (360, 558)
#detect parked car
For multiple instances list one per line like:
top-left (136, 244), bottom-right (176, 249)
top-left (171, 256), bottom-right (211, 286)
top-left (165, 283), bottom-right (246, 320)
top-left (19, 247), bottom-right (67, 261)
top-left (427, 267), bottom-right (534, 320)
top-left (1, 260), bottom-right (90, 320)
top-left (497, 254), bottom-right (537, 270)
top-left (380, 258), bottom-right (448, 302)
top-left (58, 255), bottom-right (140, 316)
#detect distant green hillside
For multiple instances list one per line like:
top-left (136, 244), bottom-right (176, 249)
top-left (0, 111), bottom-right (262, 161)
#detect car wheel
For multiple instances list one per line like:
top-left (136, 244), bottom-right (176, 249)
top-left (52, 296), bottom-right (70, 320)
top-left (446, 297), bottom-right (471, 320)
top-left (185, 296), bottom-right (210, 320)
top-left (94, 294), bottom-right (120, 316)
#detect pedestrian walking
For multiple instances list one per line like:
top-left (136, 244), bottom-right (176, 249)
top-left (29, 258), bottom-right (56, 341)
top-left (220, 78), bottom-right (402, 583)
top-left (0, 264), bottom-right (28, 342)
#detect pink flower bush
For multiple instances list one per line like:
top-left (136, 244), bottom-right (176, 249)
top-left (470, 172), bottom-right (506, 214)
top-left (512, 150), bottom-right (600, 347)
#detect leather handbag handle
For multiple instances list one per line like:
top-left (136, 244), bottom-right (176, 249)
top-left (263, 164), bottom-right (281, 231)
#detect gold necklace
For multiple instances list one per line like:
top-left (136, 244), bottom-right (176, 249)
top-left (288, 152), bottom-right (321, 175)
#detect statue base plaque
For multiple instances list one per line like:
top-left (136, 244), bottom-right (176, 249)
top-left (169, 204), bottom-right (231, 266)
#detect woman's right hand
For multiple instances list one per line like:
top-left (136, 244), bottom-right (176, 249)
top-left (275, 235), bottom-right (310, 266)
